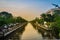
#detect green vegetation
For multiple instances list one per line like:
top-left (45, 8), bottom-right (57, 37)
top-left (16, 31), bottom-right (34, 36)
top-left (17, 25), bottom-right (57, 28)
top-left (0, 11), bottom-right (27, 27)
top-left (31, 9), bottom-right (60, 39)
top-left (41, 10), bottom-right (60, 39)
top-left (16, 17), bottom-right (27, 23)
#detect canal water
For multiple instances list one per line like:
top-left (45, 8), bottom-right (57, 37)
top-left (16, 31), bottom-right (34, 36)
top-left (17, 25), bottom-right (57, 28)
top-left (21, 23), bottom-right (42, 40)
top-left (4, 23), bottom-right (44, 40)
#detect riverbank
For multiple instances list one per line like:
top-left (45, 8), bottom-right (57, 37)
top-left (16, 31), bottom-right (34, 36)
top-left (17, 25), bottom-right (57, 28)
top-left (30, 22), bottom-right (56, 39)
top-left (4, 23), bottom-right (27, 36)
top-left (0, 22), bottom-right (27, 39)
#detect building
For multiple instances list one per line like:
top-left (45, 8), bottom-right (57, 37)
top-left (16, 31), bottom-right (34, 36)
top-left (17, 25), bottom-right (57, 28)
top-left (46, 8), bottom-right (60, 15)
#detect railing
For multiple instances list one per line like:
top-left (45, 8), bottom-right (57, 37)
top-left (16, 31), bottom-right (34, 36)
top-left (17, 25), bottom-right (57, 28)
top-left (4, 23), bottom-right (26, 36)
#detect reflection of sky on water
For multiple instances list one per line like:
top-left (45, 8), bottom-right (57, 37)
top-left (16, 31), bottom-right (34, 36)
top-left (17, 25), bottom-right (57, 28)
top-left (4, 23), bottom-right (43, 40)
top-left (21, 23), bottom-right (42, 40)
top-left (4, 23), bottom-right (55, 40)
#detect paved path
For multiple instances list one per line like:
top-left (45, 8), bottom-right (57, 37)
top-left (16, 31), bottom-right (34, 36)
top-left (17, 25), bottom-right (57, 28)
top-left (4, 23), bottom-right (27, 36)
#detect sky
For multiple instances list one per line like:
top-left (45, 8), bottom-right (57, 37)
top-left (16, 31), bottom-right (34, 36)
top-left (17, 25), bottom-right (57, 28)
top-left (0, 0), bottom-right (60, 21)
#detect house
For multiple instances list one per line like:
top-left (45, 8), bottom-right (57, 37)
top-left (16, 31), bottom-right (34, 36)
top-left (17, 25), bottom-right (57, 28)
top-left (46, 8), bottom-right (60, 15)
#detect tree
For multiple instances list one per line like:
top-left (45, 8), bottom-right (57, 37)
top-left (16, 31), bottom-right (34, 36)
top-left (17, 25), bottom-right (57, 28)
top-left (51, 23), bottom-right (60, 39)
top-left (50, 10), bottom-right (60, 39)
top-left (0, 16), bottom-right (6, 26)
top-left (0, 11), bottom-right (13, 18)
top-left (16, 17), bottom-right (27, 23)
top-left (0, 11), bottom-right (13, 26)
top-left (46, 14), bottom-right (54, 22)
top-left (41, 13), bottom-right (46, 19)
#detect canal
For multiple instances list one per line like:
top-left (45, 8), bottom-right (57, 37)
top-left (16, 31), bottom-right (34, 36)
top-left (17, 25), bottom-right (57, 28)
top-left (4, 23), bottom-right (51, 40)
top-left (21, 23), bottom-right (42, 40)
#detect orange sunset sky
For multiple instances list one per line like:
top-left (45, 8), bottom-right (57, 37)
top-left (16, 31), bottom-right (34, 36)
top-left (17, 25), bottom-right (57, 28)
top-left (0, 0), bottom-right (60, 21)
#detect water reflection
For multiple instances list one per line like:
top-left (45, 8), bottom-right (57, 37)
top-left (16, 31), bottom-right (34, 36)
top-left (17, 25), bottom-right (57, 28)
top-left (4, 23), bottom-right (55, 40)
top-left (4, 23), bottom-right (43, 40)
top-left (31, 23), bottom-right (53, 39)
top-left (21, 23), bottom-right (42, 40)
top-left (4, 23), bottom-right (27, 40)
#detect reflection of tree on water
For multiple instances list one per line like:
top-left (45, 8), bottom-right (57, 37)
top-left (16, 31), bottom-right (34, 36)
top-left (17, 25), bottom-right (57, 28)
top-left (4, 23), bottom-right (27, 40)
top-left (37, 28), bottom-right (53, 39)
top-left (31, 23), bottom-right (53, 39)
